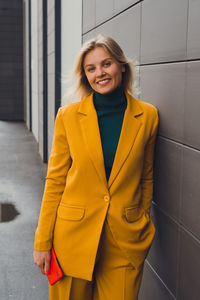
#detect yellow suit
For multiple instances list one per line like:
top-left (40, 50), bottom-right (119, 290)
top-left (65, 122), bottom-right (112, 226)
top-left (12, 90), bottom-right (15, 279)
top-left (34, 92), bottom-right (159, 282)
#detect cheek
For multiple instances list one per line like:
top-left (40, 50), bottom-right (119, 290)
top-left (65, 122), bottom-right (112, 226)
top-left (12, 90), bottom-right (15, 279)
top-left (116, 72), bottom-right (123, 83)
top-left (112, 67), bottom-right (123, 82)
top-left (89, 73), bottom-right (96, 83)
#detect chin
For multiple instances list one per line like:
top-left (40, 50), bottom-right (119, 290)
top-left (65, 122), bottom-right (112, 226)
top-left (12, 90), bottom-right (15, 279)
top-left (96, 87), bottom-right (115, 95)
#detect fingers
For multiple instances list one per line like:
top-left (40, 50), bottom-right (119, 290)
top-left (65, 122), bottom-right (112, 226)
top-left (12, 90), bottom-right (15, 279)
top-left (33, 250), bottom-right (51, 275)
top-left (44, 254), bottom-right (51, 274)
top-left (39, 262), bottom-right (46, 275)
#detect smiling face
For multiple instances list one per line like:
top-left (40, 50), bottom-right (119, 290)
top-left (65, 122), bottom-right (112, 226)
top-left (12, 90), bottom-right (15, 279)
top-left (83, 46), bottom-right (125, 95)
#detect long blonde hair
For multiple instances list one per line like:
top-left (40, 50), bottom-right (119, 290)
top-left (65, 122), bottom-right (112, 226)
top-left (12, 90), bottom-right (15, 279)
top-left (65, 35), bottom-right (136, 101)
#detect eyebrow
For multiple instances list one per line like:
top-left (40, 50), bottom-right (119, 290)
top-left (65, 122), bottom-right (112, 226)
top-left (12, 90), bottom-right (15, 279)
top-left (84, 57), bottom-right (112, 68)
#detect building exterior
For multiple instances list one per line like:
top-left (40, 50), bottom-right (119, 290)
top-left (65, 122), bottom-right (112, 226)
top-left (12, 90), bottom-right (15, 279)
top-left (0, 0), bottom-right (23, 120)
top-left (23, 1), bottom-right (200, 299)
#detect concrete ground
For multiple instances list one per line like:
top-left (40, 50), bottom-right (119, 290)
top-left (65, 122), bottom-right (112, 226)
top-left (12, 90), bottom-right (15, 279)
top-left (0, 121), bottom-right (49, 300)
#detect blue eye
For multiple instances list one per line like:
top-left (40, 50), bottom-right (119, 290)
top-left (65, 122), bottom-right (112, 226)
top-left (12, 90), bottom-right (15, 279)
top-left (104, 61), bottom-right (111, 67)
top-left (87, 67), bottom-right (95, 72)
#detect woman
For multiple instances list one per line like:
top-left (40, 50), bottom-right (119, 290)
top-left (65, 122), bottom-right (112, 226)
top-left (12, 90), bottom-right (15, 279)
top-left (33, 34), bottom-right (159, 300)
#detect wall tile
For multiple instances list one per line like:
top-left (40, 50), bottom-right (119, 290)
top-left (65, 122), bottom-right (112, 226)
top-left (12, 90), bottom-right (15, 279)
top-left (140, 63), bottom-right (186, 142)
top-left (95, 0), bottom-right (114, 26)
top-left (82, 0), bottom-right (95, 33)
top-left (82, 30), bottom-right (97, 44)
top-left (48, 30), bottom-right (55, 54)
top-left (114, 0), bottom-right (139, 14)
top-left (181, 147), bottom-right (200, 239)
top-left (178, 228), bottom-right (200, 300)
top-left (184, 62), bottom-right (200, 150)
top-left (0, 0), bottom-right (21, 9)
top-left (139, 262), bottom-right (176, 300)
top-left (48, 0), bottom-right (55, 12)
top-left (112, 4), bottom-right (141, 60)
top-left (141, 0), bottom-right (188, 63)
top-left (187, 0), bottom-right (200, 59)
top-left (95, 18), bottom-right (114, 38)
top-left (147, 205), bottom-right (179, 295)
top-left (154, 137), bottom-right (182, 221)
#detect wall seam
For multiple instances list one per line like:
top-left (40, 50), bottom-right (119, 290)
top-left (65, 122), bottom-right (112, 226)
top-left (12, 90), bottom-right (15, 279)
top-left (83, 0), bottom-right (143, 35)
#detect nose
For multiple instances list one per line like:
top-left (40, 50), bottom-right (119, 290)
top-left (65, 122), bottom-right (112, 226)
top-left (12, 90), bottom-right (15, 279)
top-left (96, 66), bottom-right (105, 77)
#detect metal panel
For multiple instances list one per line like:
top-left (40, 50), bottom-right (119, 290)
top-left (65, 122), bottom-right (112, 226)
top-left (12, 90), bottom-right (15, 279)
top-left (43, 0), bottom-right (48, 162)
top-left (181, 147), bottom-right (200, 239)
top-left (184, 62), bottom-right (200, 150)
top-left (139, 262), bottom-right (176, 300)
top-left (112, 4), bottom-right (141, 60)
top-left (95, 19), bottom-right (114, 38)
top-left (179, 228), bottom-right (200, 300)
top-left (141, 0), bottom-right (188, 63)
top-left (140, 63), bottom-right (186, 143)
top-left (187, 0), bottom-right (200, 59)
top-left (82, 30), bottom-right (97, 44)
top-left (114, 0), bottom-right (139, 14)
top-left (148, 205), bottom-right (179, 295)
top-left (82, 0), bottom-right (95, 33)
top-left (154, 137), bottom-right (182, 222)
top-left (95, 0), bottom-right (114, 26)
top-left (55, 0), bottom-right (61, 116)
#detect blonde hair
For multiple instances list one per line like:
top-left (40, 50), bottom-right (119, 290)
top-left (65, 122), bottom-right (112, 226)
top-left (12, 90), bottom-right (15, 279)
top-left (65, 35), bottom-right (137, 101)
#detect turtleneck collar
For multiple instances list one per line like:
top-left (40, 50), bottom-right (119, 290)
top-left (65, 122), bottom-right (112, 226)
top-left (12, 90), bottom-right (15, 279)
top-left (93, 86), bottom-right (126, 110)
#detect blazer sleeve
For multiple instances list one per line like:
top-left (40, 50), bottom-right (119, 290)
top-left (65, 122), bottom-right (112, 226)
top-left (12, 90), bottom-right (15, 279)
top-left (34, 107), bottom-right (72, 251)
top-left (141, 108), bottom-right (159, 213)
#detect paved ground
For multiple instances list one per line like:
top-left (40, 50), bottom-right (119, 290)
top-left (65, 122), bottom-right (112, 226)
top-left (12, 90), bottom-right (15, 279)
top-left (0, 121), bottom-right (49, 300)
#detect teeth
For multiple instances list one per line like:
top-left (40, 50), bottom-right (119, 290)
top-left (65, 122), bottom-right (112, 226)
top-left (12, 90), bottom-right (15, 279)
top-left (97, 79), bottom-right (110, 84)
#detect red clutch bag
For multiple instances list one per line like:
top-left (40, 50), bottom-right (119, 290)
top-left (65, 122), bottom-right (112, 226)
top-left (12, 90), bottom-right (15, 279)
top-left (46, 248), bottom-right (63, 285)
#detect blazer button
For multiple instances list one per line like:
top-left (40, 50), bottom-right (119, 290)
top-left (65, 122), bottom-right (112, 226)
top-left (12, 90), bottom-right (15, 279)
top-left (104, 195), bottom-right (110, 202)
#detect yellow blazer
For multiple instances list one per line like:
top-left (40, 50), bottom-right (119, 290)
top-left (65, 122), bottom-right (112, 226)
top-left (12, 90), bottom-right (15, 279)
top-left (34, 92), bottom-right (159, 281)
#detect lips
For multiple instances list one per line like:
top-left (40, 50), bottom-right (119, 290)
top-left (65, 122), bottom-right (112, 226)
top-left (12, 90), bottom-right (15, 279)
top-left (96, 78), bottom-right (111, 85)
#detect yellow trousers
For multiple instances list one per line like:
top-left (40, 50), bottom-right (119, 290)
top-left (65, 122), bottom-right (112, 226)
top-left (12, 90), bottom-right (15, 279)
top-left (49, 219), bottom-right (144, 300)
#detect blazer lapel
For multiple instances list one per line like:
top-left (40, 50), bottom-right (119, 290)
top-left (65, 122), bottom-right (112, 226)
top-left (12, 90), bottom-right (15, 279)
top-left (108, 93), bottom-right (143, 188)
top-left (78, 92), bottom-right (144, 190)
top-left (78, 93), bottom-right (108, 188)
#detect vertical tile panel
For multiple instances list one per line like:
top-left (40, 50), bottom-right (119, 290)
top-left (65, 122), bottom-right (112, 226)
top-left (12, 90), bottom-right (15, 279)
top-left (95, 19), bottom-right (114, 38)
top-left (95, 0), bottom-right (114, 26)
top-left (140, 63), bottom-right (186, 142)
top-left (154, 137), bottom-right (182, 222)
top-left (139, 262), bottom-right (176, 300)
top-left (184, 62), bottom-right (200, 150)
top-left (82, 29), bottom-right (97, 44)
top-left (187, 0), bottom-right (200, 59)
top-left (38, 0), bottom-right (44, 159)
top-left (181, 147), bottom-right (200, 240)
top-left (178, 229), bottom-right (200, 300)
top-left (112, 4), bottom-right (141, 60)
top-left (114, 0), bottom-right (139, 14)
top-left (47, 0), bottom-right (55, 157)
top-left (147, 205), bottom-right (179, 295)
top-left (82, 0), bottom-right (95, 34)
top-left (141, 0), bottom-right (188, 63)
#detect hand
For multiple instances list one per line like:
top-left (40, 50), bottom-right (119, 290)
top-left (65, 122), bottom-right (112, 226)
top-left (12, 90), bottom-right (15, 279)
top-left (33, 249), bottom-right (51, 275)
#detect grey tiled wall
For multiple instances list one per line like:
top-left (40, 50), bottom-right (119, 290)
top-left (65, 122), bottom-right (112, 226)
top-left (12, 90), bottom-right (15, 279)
top-left (47, 0), bottom-right (55, 157)
top-left (38, 1), bottom-right (44, 161)
top-left (0, 0), bottom-right (24, 120)
top-left (33, 0), bottom-right (57, 160)
top-left (82, 0), bottom-right (200, 299)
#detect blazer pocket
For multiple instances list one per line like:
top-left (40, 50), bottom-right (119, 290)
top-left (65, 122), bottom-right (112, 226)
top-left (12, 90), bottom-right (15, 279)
top-left (57, 204), bottom-right (85, 221)
top-left (124, 205), bottom-right (142, 223)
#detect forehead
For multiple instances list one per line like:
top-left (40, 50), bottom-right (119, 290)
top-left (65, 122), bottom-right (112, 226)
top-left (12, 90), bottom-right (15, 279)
top-left (84, 47), bottom-right (112, 65)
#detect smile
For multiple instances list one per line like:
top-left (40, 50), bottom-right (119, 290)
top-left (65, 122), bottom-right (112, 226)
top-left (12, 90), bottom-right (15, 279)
top-left (96, 79), bottom-right (111, 85)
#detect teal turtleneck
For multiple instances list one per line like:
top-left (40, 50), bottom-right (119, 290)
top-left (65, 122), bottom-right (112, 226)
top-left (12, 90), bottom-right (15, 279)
top-left (93, 86), bottom-right (127, 181)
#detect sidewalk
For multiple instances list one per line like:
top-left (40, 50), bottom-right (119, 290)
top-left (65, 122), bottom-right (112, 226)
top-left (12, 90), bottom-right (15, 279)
top-left (0, 121), bottom-right (48, 300)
